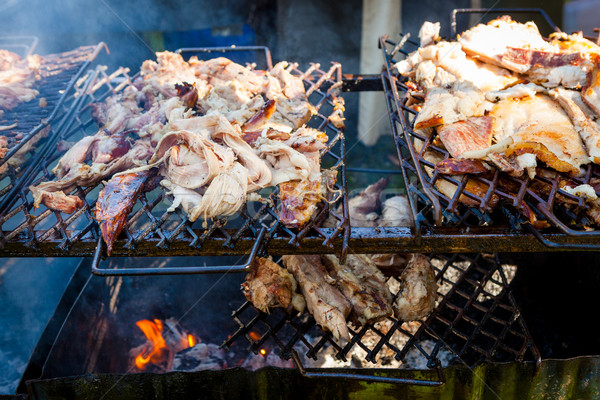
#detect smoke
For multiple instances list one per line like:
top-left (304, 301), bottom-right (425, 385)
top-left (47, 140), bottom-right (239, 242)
top-left (0, 257), bottom-right (81, 393)
top-left (0, 0), bottom-right (259, 70)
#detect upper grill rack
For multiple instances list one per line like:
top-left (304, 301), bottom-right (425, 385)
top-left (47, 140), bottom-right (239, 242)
top-left (223, 253), bottom-right (540, 384)
top-left (0, 43), bottom-right (106, 171)
top-left (1, 43), bottom-right (106, 229)
top-left (0, 47), bottom-right (350, 267)
top-left (380, 8), bottom-right (600, 249)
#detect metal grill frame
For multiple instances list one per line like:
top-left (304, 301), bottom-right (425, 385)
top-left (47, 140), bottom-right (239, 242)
top-left (380, 8), bottom-right (600, 249)
top-left (0, 47), bottom-right (351, 269)
top-left (0, 42), bottom-right (106, 171)
top-left (223, 253), bottom-right (540, 384)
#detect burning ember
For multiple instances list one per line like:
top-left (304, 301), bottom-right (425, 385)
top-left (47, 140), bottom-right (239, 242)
top-left (134, 319), bottom-right (168, 370)
top-left (131, 318), bottom-right (295, 373)
top-left (131, 318), bottom-right (197, 372)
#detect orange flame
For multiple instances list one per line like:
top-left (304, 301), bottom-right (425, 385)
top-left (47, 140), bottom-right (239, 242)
top-left (134, 319), bottom-right (168, 370)
top-left (249, 331), bottom-right (261, 341)
top-left (188, 334), bottom-right (196, 348)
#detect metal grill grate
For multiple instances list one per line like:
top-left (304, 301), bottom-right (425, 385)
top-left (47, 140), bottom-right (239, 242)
top-left (1, 43), bottom-right (105, 170)
top-left (379, 9), bottom-right (600, 249)
top-left (1, 42), bottom-right (106, 234)
top-left (0, 47), bottom-right (350, 265)
top-left (223, 253), bottom-right (540, 383)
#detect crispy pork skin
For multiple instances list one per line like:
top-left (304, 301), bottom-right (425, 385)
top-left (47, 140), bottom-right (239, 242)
top-left (393, 254), bottom-right (437, 321)
top-left (282, 255), bottom-right (351, 340)
top-left (458, 16), bottom-right (553, 72)
top-left (95, 169), bottom-right (157, 255)
top-left (491, 94), bottom-right (590, 174)
top-left (436, 116), bottom-right (493, 158)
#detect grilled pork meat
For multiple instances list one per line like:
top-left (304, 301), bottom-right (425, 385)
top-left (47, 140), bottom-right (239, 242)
top-left (282, 255), bottom-right (351, 340)
top-left (0, 50), bottom-right (41, 111)
top-left (393, 254), bottom-right (437, 321)
top-left (31, 138), bottom-right (154, 211)
top-left (242, 257), bottom-right (305, 313)
top-left (582, 60), bottom-right (600, 116)
top-left (458, 16), bottom-right (554, 72)
top-left (396, 40), bottom-right (519, 92)
top-left (95, 169), bottom-right (158, 255)
top-left (436, 116), bottom-right (493, 158)
top-left (266, 62), bottom-right (315, 129)
top-left (33, 50), bottom-right (335, 236)
top-left (346, 177), bottom-right (389, 227)
top-left (321, 254), bottom-right (393, 325)
top-left (413, 82), bottom-right (489, 132)
top-left (0, 136), bottom-right (8, 159)
top-left (550, 88), bottom-right (600, 164)
top-left (491, 94), bottom-right (590, 175)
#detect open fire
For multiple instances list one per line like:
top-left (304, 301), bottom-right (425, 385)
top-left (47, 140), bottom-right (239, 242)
top-left (131, 317), bottom-right (284, 373)
top-left (131, 318), bottom-right (199, 372)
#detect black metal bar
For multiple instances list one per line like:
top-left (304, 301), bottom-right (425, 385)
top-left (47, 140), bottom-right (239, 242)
top-left (341, 74), bottom-right (383, 92)
top-left (5, 226), bottom-right (600, 257)
top-left (290, 349), bottom-right (445, 386)
top-left (90, 227), bottom-right (266, 276)
top-left (176, 45), bottom-right (273, 70)
top-left (526, 223), bottom-right (600, 250)
top-left (345, 167), bottom-right (404, 174)
top-left (450, 8), bottom-right (559, 37)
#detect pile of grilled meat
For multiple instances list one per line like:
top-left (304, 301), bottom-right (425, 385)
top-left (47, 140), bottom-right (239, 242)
top-left (243, 179), bottom-right (438, 340)
top-left (395, 17), bottom-right (600, 226)
top-left (30, 52), bottom-right (339, 254)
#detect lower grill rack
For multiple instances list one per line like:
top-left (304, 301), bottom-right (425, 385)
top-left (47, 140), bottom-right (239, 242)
top-left (222, 253), bottom-right (540, 384)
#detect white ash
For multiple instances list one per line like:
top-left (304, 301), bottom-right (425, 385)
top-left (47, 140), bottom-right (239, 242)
top-left (172, 343), bottom-right (228, 372)
top-left (300, 319), bottom-right (451, 370)
top-left (242, 352), bottom-right (295, 371)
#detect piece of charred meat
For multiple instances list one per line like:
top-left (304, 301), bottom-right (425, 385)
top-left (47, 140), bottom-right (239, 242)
top-left (95, 169), bottom-right (158, 255)
top-left (282, 255), bottom-right (351, 340)
top-left (393, 254), bottom-right (438, 321)
top-left (321, 254), bottom-right (393, 325)
top-left (242, 257), bottom-right (305, 314)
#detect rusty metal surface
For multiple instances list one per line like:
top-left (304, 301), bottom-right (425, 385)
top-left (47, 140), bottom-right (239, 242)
top-left (3, 226), bottom-right (600, 257)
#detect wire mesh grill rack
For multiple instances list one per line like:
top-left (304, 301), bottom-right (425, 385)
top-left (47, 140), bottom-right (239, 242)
top-left (223, 253), bottom-right (540, 385)
top-left (379, 8), bottom-right (600, 250)
top-left (1, 42), bottom-right (106, 230)
top-left (1, 43), bottom-right (106, 170)
top-left (0, 47), bottom-right (350, 267)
